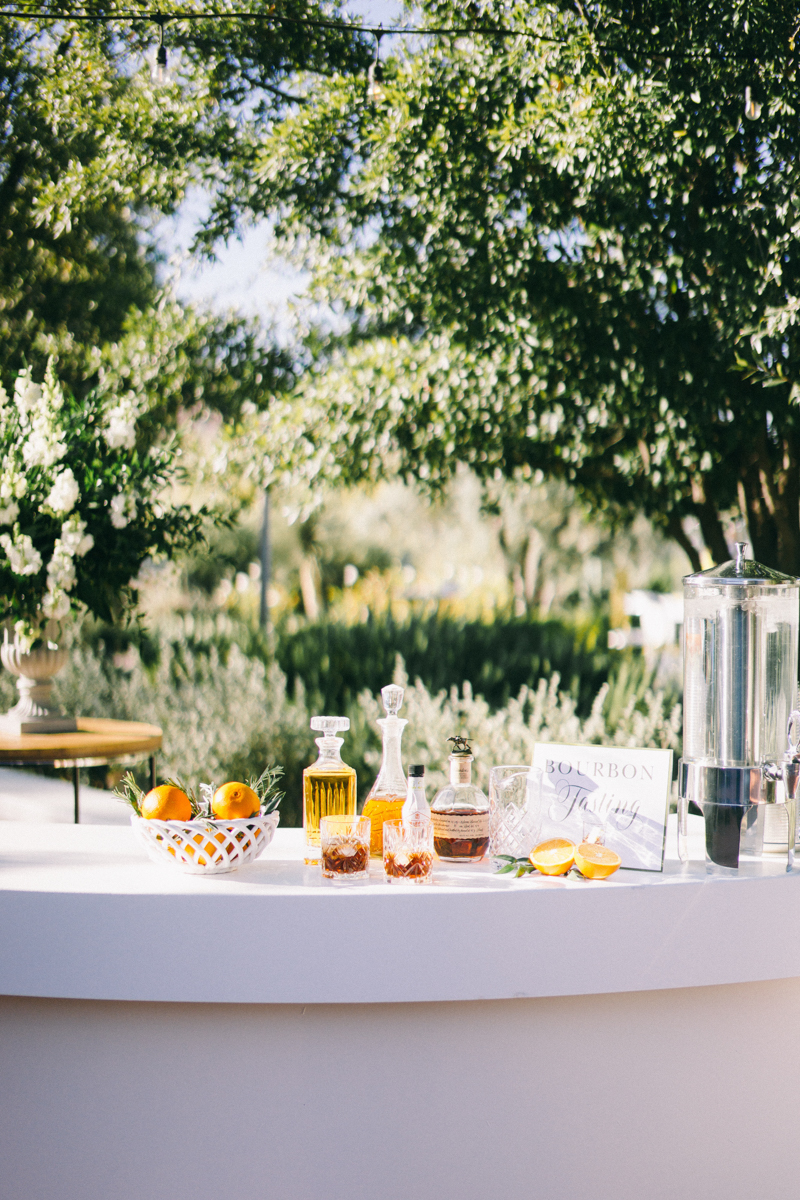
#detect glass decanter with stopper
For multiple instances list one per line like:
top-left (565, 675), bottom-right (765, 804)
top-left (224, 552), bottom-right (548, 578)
top-left (362, 685), bottom-right (408, 857)
top-left (303, 716), bottom-right (357, 863)
top-left (431, 735), bottom-right (490, 861)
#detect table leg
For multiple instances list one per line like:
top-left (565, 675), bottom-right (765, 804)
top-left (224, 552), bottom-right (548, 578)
top-left (73, 766), bottom-right (80, 825)
top-left (149, 755), bottom-right (156, 790)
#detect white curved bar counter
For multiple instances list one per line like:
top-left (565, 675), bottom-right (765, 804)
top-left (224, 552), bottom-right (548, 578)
top-left (0, 819), bottom-right (799, 1003)
top-left (2, 815), bottom-right (800, 1200)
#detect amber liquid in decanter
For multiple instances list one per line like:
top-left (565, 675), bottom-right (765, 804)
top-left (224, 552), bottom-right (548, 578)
top-left (361, 684), bottom-right (408, 857)
top-left (303, 771), bottom-right (357, 844)
top-left (302, 716), bottom-right (357, 859)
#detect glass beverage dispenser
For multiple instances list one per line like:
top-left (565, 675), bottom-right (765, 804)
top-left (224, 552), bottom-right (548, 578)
top-left (678, 543), bottom-right (800, 870)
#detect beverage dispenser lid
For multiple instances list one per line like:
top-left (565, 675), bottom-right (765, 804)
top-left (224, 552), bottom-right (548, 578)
top-left (684, 542), bottom-right (800, 586)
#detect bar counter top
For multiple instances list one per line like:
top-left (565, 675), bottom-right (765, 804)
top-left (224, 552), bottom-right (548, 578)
top-left (6, 816), bottom-right (800, 1200)
top-left (2, 816), bottom-right (799, 1005)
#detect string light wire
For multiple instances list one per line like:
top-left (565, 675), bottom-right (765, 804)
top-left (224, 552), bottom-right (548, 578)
top-left (0, 4), bottom-right (788, 59)
top-left (0, 2), bottom-right (791, 118)
top-left (0, 4), bottom-right (563, 40)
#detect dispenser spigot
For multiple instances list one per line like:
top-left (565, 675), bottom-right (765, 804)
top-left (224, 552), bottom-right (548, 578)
top-left (769, 708), bottom-right (800, 870)
top-left (781, 709), bottom-right (800, 800)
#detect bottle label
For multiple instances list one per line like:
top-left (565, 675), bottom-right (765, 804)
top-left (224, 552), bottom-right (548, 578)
top-left (432, 811), bottom-right (489, 839)
top-left (450, 757), bottom-right (473, 785)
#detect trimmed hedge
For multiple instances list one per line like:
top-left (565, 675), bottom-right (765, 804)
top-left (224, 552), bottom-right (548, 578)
top-left (275, 611), bottom-right (612, 715)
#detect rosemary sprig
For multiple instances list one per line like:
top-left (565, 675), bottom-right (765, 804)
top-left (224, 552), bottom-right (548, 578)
top-left (247, 763), bottom-right (285, 814)
top-left (116, 765), bottom-right (285, 820)
top-left (115, 770), bottom-right (144, 817)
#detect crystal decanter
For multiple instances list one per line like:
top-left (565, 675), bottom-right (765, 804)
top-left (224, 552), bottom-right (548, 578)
top-left (302, 716), bottom-right (357, 862)
top-left (362, 685), bottom-right (408, 857)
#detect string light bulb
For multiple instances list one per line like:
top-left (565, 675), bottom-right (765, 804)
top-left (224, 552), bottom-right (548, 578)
top-left (152, 16), bottom-right (171, 86)
top-left (744, 85), bottom-right (761, 120)
top-left (366, 32), bottom-right (385, 105)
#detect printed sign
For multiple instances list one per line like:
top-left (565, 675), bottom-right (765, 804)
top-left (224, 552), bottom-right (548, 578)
top-left (529, 743), bottom-right (673, 872)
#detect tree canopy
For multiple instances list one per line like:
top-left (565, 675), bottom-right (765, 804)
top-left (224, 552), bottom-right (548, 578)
top-left (243, 0), bottom-right (800, 572)
top-left (0, 3), bottom-right (368, 423)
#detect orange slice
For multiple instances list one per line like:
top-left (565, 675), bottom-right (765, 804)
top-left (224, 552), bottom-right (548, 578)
top-left (575, 842), bottom-right (621, 879)
top-left (530, 837), bottom-right (575, 875)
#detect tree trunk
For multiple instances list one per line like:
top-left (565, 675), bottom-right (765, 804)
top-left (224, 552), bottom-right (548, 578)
top-left (523, 530), bottom-right (543, 608)
top-left (666, 513), bottom-right (701, 573)
top-left (259, 488), bottom-right (271, 630)
top-left (694, 500), bottom-right (730, 566)
top-left (299, 557), bottom-right (320, 620)
top-left (760, 430), bottom-right (800, 574)
top-left (736, 417), bottom-right (800, 574)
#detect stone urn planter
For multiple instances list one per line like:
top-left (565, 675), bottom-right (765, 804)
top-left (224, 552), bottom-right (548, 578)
top-left (0, 629), bottom-right (77, 735)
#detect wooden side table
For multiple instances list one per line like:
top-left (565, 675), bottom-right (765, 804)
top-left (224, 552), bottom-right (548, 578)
top-left (0, 718), bottom-right (163, 823)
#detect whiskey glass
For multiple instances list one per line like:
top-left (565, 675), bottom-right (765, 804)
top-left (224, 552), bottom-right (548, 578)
top-left (489, 765), bottom-right (543, 858)
top-left (319, 815), bottom-right (371, 879)
top-left (581, 811), bottom-right (607, 846)
top-left (382, 819), bottom-right (434, 883)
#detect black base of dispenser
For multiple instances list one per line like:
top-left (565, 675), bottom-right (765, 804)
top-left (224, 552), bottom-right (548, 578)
top-left (703, 804), bottom-right (746, 868)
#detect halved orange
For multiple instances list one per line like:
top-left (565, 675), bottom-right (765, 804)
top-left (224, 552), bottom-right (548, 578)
top-left (530, 837), bottom-right (575, 875)
top-left (141, 784), bottom-right (192, 822)
top-left (575, 842), bottom-right (621, 879)
top-left (212, 781), bottom-right (260, 820)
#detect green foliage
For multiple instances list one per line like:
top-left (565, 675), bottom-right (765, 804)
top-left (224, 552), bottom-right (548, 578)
top-left (241, 0), bottom-right (800, 572)
top-left (53, 629), bottom-right (311, 825)
top-left (43, 627), bottom-right (679, 820)
top-left (0, 19), bottom-right (166, 388)
top-left (183, 523), bottom-right (262, 595)
top-left (0, 5), bottom-right (359, 418)
top-left (94, 298), bottom-right (297, 435)
top-left (274, 609), bottom-right (613, 715)
top-left (353, 659), bottom-right (681, 803)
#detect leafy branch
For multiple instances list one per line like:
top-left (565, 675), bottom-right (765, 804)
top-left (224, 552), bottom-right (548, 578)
top-left (494, 854), bottom-right (538, 877)
top-left (115, 770), bottom-right (144, 816)
top-left (494, 853), bottom-right (587, 880)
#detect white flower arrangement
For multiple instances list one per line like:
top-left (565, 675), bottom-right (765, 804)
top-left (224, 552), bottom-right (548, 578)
top-left (0, 530), bottom-right (43, 577)
top-left (0, 360), bottom-right (204, 642)
top-left (0, 463), bottom-right (26, 526)
top-left (17, 365), bottom-right (68, 469)
top-left (44, 468), bottom-right (80, 517)
top-left (104, 394), bottom-right (140, 451)
top-left (110, 490), bottom-right (137, 529)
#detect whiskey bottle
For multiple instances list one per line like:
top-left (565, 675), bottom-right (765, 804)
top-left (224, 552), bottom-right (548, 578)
top-left (430, 736), bottom-right (490, 862)
top-left (402, 764), bottom-right (430, 825)
top-left (302, 716), bottom-right (357, 862)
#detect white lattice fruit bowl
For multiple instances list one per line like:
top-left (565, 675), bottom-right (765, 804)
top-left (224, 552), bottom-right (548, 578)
top-left (131, 811), bottom-right (280, 874)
